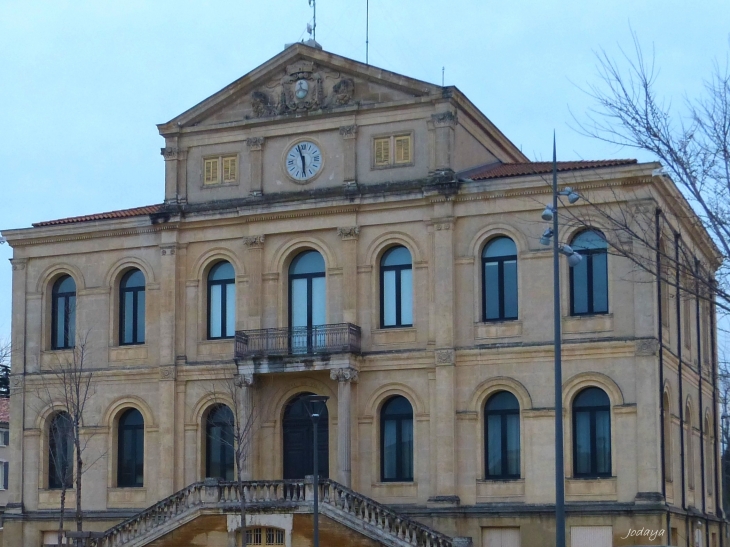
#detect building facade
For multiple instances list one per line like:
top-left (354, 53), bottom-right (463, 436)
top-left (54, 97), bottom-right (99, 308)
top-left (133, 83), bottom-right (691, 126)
top-left (2, 44), bottom-right (724, 547)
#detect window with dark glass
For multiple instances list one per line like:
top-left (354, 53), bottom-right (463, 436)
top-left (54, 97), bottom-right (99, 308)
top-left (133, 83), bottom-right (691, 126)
top-left (206, 405), bottom-right (234, 480)
top-left (570, 230), bottom-right (608, 316)
top-left (380, 396), bottom-right (413, 482)
top-left (117, 409), bottom-right (144, 487)
top-left (573, 387), bottom-right (611, 477)
top-left (120, 269), bottom-right (145, 345)
top-left (208, 261), bottom-right (235, 339)
top-left (380, 246), bottom-right (413, 328)
top-left (48, 412), bottom-right (73, 489)
top-left (484, 391), bottom-right (520, 479)
top-left (52, 275), bottom-right (76, 349)
top-left (482, 237), bottom-right (518, 321)
top-left (288, 251), bottom-right (326, 351)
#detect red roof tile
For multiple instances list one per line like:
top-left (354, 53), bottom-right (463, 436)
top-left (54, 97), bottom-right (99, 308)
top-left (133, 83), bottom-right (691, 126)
top-left (33, 204), bottom-right (164, 227)
top-left (0, 398), bottom-right (9, 423)
top-left (464, 160), bottom-right (637, 181)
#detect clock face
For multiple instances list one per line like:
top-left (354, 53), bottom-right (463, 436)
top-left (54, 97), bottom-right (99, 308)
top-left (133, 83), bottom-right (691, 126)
top-left (285, 141), bottom-right (322, 182)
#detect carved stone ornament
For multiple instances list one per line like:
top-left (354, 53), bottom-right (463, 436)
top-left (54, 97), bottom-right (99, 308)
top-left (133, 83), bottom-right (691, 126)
top-left (246, 137), bottom-right (265, 150)
top-left (435, 349), bottom-right (455, 364)
top-left (10, 259), bottom-right (26, 271)
top-left (434, 220), bottom-right (453, 231)
top-left (337, 226), bottom-right (360, 240)
top-left (160, 147), bottom-right (180, 160)
top-left (431, 111), bottom-right (457, 127)
top-left (242, 235), bottom-right (265, 248)
top-left (330, 368), bottom-right (359, 383)
top-left (339, 125), bottom-right (358, 139)
top-left (636, 339), bottom-right (659, 356)
top-left (160, 245), bottom-right (176, 256)
top-left (248, 61), bottom-right (356, 119)
top-left (11, 376), bottom-right (23, 388)
top-left (159, 366), bottom-right (176, 380)
top-left (234, 373), bottom-right (255, 388)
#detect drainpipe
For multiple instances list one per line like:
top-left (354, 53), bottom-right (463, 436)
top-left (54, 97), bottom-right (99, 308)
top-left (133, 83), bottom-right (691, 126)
top-left (696, 259), bottom-right (709, 547)
top-left (710, 279), bottom-right (723, 547)
top-left (657, 209), bottom-right (666, 499)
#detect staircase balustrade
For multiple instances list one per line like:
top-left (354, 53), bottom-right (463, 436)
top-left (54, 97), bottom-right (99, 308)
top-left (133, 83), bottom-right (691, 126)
top-left (88, 478), bottom-right (453, 547)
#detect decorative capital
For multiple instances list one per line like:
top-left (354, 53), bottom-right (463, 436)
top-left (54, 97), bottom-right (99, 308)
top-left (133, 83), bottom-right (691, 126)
top-left (330, 368), bottom-right (359, 383)
top-left (160, 147), bottom-right (182, 160)
top-left (242, 235), bottom-right (265, 248)
top-left (339, 125), bottom-right (358, 139)
top-left (433, 219), bottom-right (453, 231)
top-left (235, 373), bottom-right (255, 388)
top-left (246, 137), bottom-right (265, 151)
top-left (159, 365), bottom-right (176, 380)
top-left (337, 226), bottom-right (360, 240)
top-left (431, 111), bottom-right (457, 128)
top-left (160, 245), bottom-right (177, 256)
top-left (435, 349), bottom-right (455, 365)
top-left (10, 375), bottom-right (23, 392)
top-left (636, 339), bottom-right (659, 356)
top-left (10, 259), bottom-right (27, 271)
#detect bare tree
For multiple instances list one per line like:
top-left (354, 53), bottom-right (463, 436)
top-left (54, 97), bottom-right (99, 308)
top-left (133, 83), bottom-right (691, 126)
top-left (570, 31), bottom-right (730, 511)
top-left (571, 31), bottom-right (730, 315)
top-left (36, 332), bottom-right (101, 546)
top-left (204, 372), bottom-right (256, 547)
top-left (0, 339), bottom-right (10, 398)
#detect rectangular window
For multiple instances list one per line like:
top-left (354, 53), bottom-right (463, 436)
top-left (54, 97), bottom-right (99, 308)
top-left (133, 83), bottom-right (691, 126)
top-left (0, 460), bottom-right (7, 490)
top-left (204, 156), bottom-right (238, 185)
top-left (483, 527), bottom-right (521, 547)
top-left (373, 134), bottom-right (412, 168)
top-left (0, 429), bottom-right (8, 446)
top-left (570, 526), bottom-right (612, 547)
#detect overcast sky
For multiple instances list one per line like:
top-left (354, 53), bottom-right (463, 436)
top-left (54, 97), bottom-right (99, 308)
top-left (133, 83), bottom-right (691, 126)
top-left (0, 0), bottom-right (728, 342)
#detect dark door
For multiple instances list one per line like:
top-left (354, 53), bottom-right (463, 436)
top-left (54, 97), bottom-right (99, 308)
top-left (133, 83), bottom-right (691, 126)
top-left (283, 393), bottom-right (329, 479)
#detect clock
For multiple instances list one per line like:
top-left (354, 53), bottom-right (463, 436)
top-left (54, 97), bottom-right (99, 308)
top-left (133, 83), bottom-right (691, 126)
top-left (285, 141), bottom-right (322, 182)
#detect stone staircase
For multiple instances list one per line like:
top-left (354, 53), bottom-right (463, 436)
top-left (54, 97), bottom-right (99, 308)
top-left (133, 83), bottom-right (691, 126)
top-left (87, 478), bottom-right (464, 547)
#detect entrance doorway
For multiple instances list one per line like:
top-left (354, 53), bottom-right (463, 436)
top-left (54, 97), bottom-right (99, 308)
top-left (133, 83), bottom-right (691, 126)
top-left (282, 393), bottom-right (329, 479)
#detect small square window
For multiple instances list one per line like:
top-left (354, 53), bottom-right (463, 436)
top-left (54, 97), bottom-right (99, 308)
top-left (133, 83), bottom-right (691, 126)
top-left (204, 155), bottom-right (238, 185)
top-left (372, 134), bottom-right (412, 168)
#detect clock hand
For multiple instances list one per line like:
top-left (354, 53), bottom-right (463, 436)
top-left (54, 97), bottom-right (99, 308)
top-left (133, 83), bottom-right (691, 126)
top-left (298, 148), bottom-right (306, 174)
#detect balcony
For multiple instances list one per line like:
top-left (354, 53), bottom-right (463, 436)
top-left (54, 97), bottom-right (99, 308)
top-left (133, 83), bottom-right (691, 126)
top-left (235, 323), bottom-right (361, 362)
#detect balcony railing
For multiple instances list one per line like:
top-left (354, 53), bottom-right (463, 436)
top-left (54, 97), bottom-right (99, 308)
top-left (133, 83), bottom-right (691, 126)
top-left (235, 323), bottom-right (361, 360)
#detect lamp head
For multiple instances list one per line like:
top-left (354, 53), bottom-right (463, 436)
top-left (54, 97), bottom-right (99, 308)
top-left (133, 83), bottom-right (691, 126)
top-left (567, 191), bottom-right (580, 204)
top-left (540, 228), bottom-right (553, 246)
top-left (541, 206), bottom-right (554, 221)
top-left (567, 252), bottom-right (583, 268)
top-left (302, 394), bottom-right (330, 420)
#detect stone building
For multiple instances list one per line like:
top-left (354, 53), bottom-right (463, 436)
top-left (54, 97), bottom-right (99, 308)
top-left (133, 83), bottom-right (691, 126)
top-left (1, 44), bottom-right (724, 547)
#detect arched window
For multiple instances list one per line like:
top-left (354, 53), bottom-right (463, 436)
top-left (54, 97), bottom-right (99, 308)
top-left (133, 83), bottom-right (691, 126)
top-left (663, 392), bottom-right (672, 481)
top-left (573, 387), bottom-right (611, 477)
top-left (380, 246), bottom-right (413, 328)
top-left (52, 275), bottom-right (76, 349)
top-left (208, 261), bottom-right (235, 339)
top-left (380, 396), bottom-right (413, 482)
top-left (570, 230), bottom-right (608, 316)
top-left (120, 269), bottom-right (145, 345)
top-left (117, 409), bottom-right (144, 487)
top-left (48, 412), bottom-right (73, 489)
top-left (484, 391), bottom-right (520, 479)
top-left (685, 405), bottom-right (694, 490)
top-left (206, 405), bottom-right (234, 480)
top-left (482, 237), bottom-right (518, 321)
top-left (289, 251), bottom-right (326, 352)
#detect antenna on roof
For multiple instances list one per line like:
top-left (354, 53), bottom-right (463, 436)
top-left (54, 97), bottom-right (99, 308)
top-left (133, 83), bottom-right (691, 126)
top-left (366, 0), bottom-right (369, 65)
top-left (308, 0), bottom-right (316, 42)
top-left (442, 67), bottom-right (445, 86)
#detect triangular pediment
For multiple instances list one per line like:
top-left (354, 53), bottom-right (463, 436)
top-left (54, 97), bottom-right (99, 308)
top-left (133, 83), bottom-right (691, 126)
top-left (158, 44), bottom-right (443, 133)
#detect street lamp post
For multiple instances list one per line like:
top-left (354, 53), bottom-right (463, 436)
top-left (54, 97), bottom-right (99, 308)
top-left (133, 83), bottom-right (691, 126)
top-left (302, 394), bottom-right (330, 547)
top-left (540, 136), bottom-right (582, 547)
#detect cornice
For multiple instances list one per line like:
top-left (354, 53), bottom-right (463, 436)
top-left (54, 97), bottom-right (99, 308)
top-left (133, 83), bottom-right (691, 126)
top-left (8, 223), bottom-right (178, 248)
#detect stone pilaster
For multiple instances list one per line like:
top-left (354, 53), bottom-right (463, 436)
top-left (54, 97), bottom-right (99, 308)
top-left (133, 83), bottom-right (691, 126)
top-left (161, 144), bottom-right (188, 204)
top-left (432, 349), bottom-right (457, 504)
top-left (427, 111), bottom-right (457, 173)
top-left (246, 137), bottom-right (265, 195)
top-left (235, 373), bottom-right (255, 479)
top-left (8, 259), bottom-right (26, 509)
top-left (337, 227), bottom-right (359, 324)
top-left (243, 236), bottom-right (265, 330)
top-left (331, 368), bottom-right (358, 487)
top-left (158, 243), bottom-right (178, 365)
top-left (339, 125), bottom-right (357, 184)
top-left (158, 364), bottom-right (177, 497)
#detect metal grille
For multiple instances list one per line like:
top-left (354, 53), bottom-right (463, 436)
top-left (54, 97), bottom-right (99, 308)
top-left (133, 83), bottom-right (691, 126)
top-left (235, 323), bottom-right (361, 359)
